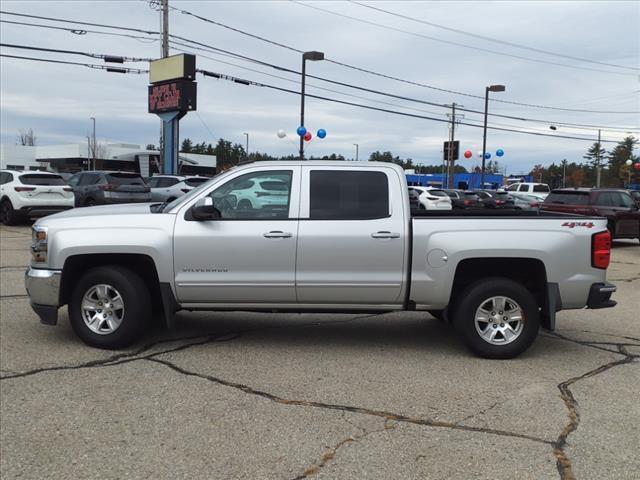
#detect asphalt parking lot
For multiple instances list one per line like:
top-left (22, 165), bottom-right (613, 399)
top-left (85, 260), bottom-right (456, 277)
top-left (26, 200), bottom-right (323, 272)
top-left (1, 224), bottom-right (638, 480)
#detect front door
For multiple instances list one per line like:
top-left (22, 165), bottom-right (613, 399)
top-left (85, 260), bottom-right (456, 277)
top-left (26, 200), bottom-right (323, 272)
top-left (173, 167), bottom-right (300, 305)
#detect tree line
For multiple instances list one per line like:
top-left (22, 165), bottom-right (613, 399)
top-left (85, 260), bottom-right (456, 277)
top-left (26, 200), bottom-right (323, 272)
top-left (528, 136), bottom-right (638, 188)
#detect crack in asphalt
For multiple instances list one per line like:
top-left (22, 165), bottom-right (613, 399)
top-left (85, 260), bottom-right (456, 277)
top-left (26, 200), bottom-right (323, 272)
top-left (608, 276), bottom-right (640, 282)
top-left (455, 399), bottom-right (507, 425)
top-left (553, 352), bottom-right (637, 480)
top-left (0, 265), bottom-right (26, 271)
top-left (147, 356), bottom-right (554, 446)
top-left (291, 420), bottom-right (397, 479)
top-left (0, 294), bottom-right (28, 299)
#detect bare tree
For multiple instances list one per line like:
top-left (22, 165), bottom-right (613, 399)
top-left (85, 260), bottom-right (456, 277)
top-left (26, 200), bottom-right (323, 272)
top-left (18, 128), bottom-right (37, 146)
top-left (92, 141), bottom-right (110, 160)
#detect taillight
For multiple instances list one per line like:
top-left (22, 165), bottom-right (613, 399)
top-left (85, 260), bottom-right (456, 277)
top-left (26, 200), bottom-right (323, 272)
top-left (99, 183), bottom-right (119, 191)
top-left (14, 186), bottom-right (36, 192)
top-left (143, 186), bottom-right (150, 192)
top-left (181, 188), bottom-right (190, 193)
top-left (464, 200), bottom-right (472, 205)
top-left (592, 230), bottom-right (611, 269)
top-left (63, 187), bottom-right (73, 192)
top-left (530, 202), bottom-right (539, 208)
top-left (495, 200), bottom-right (505, 205)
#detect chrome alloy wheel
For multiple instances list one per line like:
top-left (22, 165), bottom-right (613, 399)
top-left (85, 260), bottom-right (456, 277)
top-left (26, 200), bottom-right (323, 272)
top-left (474, 296), bottom-right (524, 345)
top-left (81, 284), bottom-right (125, 335)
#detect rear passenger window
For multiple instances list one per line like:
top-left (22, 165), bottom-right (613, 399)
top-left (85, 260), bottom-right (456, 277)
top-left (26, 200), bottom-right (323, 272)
top-left (518, 184), bottom-right (529, 192)
top-left (310, 170), bottom-right (389, 220)
top-left (533, 185), bottom-right (550, 193)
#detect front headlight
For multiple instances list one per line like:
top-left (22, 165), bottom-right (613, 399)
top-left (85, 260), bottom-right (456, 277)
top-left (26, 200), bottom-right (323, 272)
top-left (31, 226), bottom-right (48, 264)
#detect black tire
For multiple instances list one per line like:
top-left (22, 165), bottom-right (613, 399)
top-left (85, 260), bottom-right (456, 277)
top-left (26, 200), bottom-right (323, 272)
top-left (1, 199), bottom-right (18, 225)
top-left (69, 266), bottom-right (151, 349)
top-left (237, 199), bottom-right (252, 210)
top-left (84, 198), bottom-right (97, 207)
top-left (452, 277), bottom-right (540, 359)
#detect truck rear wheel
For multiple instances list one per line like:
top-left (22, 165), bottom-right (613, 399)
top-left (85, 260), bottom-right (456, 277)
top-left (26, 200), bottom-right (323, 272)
top-left (452, 277), bottom-right (539, 359)
top-left (69, 266), bottom-right (151, 349)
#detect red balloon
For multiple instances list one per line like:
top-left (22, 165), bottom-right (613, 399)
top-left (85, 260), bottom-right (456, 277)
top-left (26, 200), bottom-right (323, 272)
top-left (464, 150), bottom-right (472, 159)
top-left (304, 132), bottom-right (312, 141)
top-left (634, 162), bottom-right (640, 171)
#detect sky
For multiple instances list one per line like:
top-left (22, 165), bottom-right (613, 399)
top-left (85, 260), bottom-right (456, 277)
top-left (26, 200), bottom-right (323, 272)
top-left (1, 0), bottom-right (639, 175)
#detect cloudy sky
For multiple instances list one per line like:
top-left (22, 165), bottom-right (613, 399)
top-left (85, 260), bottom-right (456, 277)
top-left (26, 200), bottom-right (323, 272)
top-left (1, 0), bottom-right (638, 174)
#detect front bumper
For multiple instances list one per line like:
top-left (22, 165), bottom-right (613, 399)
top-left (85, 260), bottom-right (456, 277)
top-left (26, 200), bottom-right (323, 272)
top-left (586, 282), bottom-right (617, 309)
top-left (25, 267), bottom-right (62, 325)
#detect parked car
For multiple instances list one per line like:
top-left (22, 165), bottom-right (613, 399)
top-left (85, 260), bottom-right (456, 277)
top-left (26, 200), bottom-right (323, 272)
top-left (443, 189), bottom-right (481, 209)
top-left (628, 189), bottom-right (640, 207)
top-left (541, 188), bottom-right (640, 241)
top-left (509, 192), bottom-right (542, 210)
top-left (147, 175), bottom-right (210, 202)
top-left (218, 174), bottom-right (291, 211)
top-left (408, 188), bottom-right (421, 209)
top-left (67, 171), bottom-right (151, 207)
top-left (26, 161), bottom-right (617, 359)
top-left (408, 186), bottom-right (452, 210)
top-left (503, 182), bottom-right (550, 200)
top-left (0, 170), bottom-right (74, 225)
top-left (476, 190), bottom-right (515, 209)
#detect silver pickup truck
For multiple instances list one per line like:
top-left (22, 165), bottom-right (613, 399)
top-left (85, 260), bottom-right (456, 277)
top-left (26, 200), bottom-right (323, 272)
top-left (25, 161), bottom-right (617, 358)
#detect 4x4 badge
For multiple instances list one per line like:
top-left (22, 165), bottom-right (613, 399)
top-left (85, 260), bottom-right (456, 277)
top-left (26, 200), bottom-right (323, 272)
top-left (562, 221), bottom-right (594, 228)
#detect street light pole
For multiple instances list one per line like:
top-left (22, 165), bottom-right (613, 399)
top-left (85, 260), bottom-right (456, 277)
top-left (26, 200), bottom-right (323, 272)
top-left (353, 143), bottom-right (359, 161)
top-left (243, 132), bottom-right (249, 160)
top-left (299, 51), bottom-right (324, 160)
top-left (90, 117), bottom-right (96, 170)
top-left (562, 158), bottom-right (567, 187)
top-left (481, 84), bottom-right (505, 188)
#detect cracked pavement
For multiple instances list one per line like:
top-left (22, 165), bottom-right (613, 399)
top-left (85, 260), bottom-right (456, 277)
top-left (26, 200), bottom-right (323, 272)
top-left (1, 225), bottom-right (639, 479)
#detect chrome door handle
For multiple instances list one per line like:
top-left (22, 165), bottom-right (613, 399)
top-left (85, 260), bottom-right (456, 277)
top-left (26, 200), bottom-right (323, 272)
top-left (263, 231), bottom-right (293, 238)
top-left (371, 231), bottom-right (400, 239)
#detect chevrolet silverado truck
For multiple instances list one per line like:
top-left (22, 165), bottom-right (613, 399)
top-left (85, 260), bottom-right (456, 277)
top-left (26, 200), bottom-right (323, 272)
top-left (25, 161), bottom-right (617, 358)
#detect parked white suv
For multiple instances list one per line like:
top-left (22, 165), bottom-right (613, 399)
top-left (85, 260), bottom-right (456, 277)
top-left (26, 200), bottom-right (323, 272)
top-left (147, 175), bottom-right (210, 202)
top-left (408, 187), bottom-right (452, 210)
top-left (0, 170), bottom-right (74, 225)
top-left (503, 182), bottom-right (550, 200)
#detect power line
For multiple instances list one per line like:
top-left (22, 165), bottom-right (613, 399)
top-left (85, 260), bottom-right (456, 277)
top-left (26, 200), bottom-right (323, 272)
top-left (0, 9), bottom-right (158, 35)
top-left (184, 47), bottom-right (634, 137)
top-left (0, 42), bottom-right (152, 62)
top-left (0, 53), bottom-right (148, 73)
top-left (170, 4), bottom-right (640, 112)
top-left (4, 7), bottom-right (638, 115)
top-left (195, 67), bottom-right (623, 143)
top-left (169, 38), bottom-right (639, 132)
top-left (349, 0), bottom-right (639, 72)
top-left (0, 19), bottom-right (158, 43)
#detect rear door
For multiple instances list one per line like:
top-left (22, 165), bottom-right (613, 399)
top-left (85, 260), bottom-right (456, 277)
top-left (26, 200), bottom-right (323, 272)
top-left (295, 166), bottom-right (407, 305)
top-left (610, 192), bottom-right (639, 236)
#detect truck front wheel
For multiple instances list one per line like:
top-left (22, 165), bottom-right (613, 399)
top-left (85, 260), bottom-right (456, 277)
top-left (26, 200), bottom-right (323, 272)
top-left (69, 266), bottom-right (151, 349)
top-left (452, 278), bottom-right (539, 359)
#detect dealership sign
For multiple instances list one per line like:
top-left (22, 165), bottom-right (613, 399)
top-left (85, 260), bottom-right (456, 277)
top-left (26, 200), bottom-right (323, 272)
top-left (148, 80), bottom-right (197, 114)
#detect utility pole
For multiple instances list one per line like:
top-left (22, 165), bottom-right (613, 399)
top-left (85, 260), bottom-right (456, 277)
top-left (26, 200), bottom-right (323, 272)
top-left (561, 158), bottom-right (567, 187)
top-left (159, 0), bottom-right (169, 172)
top-left (596, 129), bottom-right (602, 188)
top-left (447, 103), bottom-right (456, 189)
top-left (243, 132), bottom-right (249, 160)
top-left (90, 117), bottom-right (96, 170)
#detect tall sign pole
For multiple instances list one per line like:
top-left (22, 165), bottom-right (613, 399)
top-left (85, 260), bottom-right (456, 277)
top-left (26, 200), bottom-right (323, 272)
top-left (148, 54), bottom-right (197, 175)
top-left (162, 0), bottom-right (169, 58)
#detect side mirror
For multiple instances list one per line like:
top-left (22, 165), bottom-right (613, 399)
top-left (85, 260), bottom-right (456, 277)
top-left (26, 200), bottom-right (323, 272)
top-left (190, 197), bottom-right (221, 221)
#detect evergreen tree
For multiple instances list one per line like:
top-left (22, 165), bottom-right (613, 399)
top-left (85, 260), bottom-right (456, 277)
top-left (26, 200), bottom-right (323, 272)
top-left (180, 138), bottom-right (193, 153)
top-left (607, 136), bottom-right (638, 187)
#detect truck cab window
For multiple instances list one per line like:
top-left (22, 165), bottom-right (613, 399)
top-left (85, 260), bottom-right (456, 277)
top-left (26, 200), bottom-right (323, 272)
top-left (309, 170), bottom-right (389, 220)
top-left (209, 170), bottom-right (292, 219)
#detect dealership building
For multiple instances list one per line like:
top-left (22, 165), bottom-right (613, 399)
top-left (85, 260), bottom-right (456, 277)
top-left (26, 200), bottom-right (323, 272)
top-left (0, 143), bottom-right (216, 176)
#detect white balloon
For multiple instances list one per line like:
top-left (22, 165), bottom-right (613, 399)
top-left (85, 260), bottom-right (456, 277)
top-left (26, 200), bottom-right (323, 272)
top-left (626, 159), bottom-right (633, 166)
top-left (277, 129), bottom-right (286, 139)
top-left (477, 151), bottom-right (483, 158)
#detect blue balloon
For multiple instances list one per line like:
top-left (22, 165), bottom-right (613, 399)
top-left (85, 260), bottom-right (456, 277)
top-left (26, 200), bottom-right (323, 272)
top-left (496, 149), bottom-right (504, 157)
top-left (317, 128), bottom-right (327, 139)
top-left (484, 152), bottom-right (492, 160)
top-left (296, 126), bottom-right (307, 137)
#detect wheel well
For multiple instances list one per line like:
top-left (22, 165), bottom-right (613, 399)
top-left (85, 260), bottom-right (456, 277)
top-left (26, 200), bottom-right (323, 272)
top-left (60, 254), bottom-right (162, 312)
top-left (450, 257), bottom-right (548, 310)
